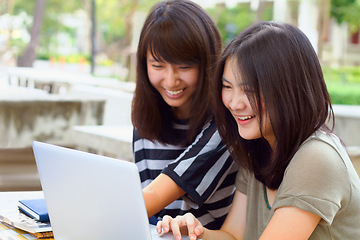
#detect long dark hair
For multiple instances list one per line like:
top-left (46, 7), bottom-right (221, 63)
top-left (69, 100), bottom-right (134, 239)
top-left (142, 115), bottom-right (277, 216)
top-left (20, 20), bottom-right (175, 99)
top-left (132, 0), bottom-right (222, 146)
top-left (213, 22), bottom-right (334, 189)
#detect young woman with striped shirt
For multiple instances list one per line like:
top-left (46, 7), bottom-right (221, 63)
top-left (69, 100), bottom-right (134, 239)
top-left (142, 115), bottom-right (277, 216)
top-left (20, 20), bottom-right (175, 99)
top-left (131, 0), bottom-right (238, 230)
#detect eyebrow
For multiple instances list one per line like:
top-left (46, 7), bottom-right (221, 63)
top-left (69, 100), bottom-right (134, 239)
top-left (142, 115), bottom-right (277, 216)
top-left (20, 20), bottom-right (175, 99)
top-left (148, 58), bottom-right (167, 65)
top-left (221, 78), bottom-right (232, 85)
top-left (222, 77), bottom-right (249, 89)
top-left (147, 58), bottom-right (158, 62)
top-left (222, 78), bottom-right (230, 83)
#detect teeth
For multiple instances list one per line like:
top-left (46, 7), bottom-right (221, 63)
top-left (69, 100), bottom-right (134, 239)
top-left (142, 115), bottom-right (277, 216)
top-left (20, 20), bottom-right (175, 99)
top-left (238, 116), bottom-right (253, 120)
top-left (166, 89), bottom-right (183, 95)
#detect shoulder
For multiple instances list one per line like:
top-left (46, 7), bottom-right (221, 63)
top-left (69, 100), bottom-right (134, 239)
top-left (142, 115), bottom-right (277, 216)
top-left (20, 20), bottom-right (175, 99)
top-left (274, 132), bottom-right (358, 226)
top-left (133, 127), bottom-right (141, 141)
top-left (191, 118), bottom-right (223, 146)
top-left (281, 132), bottom-right (351, 204)
top-left (289, 132), bottom-right (346, 174)
top-left (235, 168), bottom-right (253, 194)
top-left (200, 117), bottom-right (217, 134)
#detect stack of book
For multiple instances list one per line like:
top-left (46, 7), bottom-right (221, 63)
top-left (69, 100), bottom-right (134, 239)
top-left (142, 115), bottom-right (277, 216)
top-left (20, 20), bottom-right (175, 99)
top-left (0, 198), bottom-right (53, 240)
top-left (0, 221), bottom-right (53, 239)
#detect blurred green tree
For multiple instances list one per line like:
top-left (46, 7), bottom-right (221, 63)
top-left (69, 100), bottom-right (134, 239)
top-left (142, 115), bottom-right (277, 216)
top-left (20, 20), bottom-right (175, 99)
top-left (331, 0), bottom-right (360, 32)
top-left (95, 0), bottom-right (157, 80)
top-left (9, 0), bottom-right (157, 77)
top-left (16, 0), bottom-right (46, 67)
top-left (206, 2), bottom-right (273, 46)
top-left (13, 0), bottom-right (82, 66)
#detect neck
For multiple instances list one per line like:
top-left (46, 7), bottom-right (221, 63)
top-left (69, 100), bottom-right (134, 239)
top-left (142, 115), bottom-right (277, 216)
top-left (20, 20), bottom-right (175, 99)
top-left (173, 107), bottom-right (189, 120)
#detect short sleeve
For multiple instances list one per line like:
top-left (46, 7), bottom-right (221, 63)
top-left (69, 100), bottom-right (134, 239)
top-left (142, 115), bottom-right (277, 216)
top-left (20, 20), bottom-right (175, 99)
top-left (273, 139), bottom-right (350, 225)
top-left (235, 168), bottom-right (249, 195)
top-left (162, 120), bottom-right (235, 206)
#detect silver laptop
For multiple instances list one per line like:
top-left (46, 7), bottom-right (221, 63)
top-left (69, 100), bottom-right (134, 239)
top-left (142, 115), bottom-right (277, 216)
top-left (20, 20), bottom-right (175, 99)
top-left (32, 141), bottom-right (153, 240)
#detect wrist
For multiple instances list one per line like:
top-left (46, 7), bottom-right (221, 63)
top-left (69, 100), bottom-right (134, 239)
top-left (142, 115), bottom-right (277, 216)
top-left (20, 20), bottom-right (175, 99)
top-left (199, 228), bottom-right (210, 239)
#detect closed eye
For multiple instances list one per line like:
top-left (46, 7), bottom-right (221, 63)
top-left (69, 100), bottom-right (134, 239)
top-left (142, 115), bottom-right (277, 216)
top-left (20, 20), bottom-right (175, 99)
top-left (221, 78), bottom-right (232, 89)
top-left (152, 64), bottom-right (163, 69)
top-left (222, 84), bottom-right (231, 89)
top-left (178, 65), bottom-right (193, 70)
top-left (244, 89), bottom-right (255, 93)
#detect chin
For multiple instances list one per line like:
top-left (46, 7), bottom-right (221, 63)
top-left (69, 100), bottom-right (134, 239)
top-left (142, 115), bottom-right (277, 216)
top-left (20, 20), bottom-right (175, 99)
top-left (238, 131), bottom-right (257, 141)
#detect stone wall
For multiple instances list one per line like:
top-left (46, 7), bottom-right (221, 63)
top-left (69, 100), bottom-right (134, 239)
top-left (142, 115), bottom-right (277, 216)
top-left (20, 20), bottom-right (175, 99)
top-left (0, 97), bottom-right (105, 191)
top-left (0, 99), bottom-right (105, 147)
top-left (68, 84), bottom-right (134, 126)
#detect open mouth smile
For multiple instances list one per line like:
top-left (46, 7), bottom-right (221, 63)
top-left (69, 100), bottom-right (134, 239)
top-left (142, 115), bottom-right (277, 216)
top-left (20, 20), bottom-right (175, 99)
top-left (238, 115), bottom-right (255, 121)
top-left (165, 89), bottom-right (184, 95)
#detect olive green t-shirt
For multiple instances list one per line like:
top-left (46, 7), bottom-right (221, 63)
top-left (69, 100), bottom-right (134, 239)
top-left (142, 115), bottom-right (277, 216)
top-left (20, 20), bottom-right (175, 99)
top-left (236, 131), bottom-right (360, 239)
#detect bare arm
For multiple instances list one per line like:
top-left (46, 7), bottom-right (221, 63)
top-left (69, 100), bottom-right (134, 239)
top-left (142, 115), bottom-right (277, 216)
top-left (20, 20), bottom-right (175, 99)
top-left (217, 190), bottom-right (247, 240)
top-left (260, 206), bottom-right (321, 240)
top-left (199, 190), bottom-right (248, 240)
top-left (143, 173), bottom-right (186, 217)
top-left (200, 192), bottom-right (320, 240)
top-left (156, 190), bottom-right (247, 240)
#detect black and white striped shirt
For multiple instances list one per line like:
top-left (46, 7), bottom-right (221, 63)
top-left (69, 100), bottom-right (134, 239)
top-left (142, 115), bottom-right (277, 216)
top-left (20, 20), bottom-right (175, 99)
top-left (133, 118), bottom-right (238, 230)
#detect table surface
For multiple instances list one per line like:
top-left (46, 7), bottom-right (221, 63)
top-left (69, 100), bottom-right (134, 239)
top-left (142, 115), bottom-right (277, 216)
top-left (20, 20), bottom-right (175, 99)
top-left (0, 191), bottom-right (190, 240)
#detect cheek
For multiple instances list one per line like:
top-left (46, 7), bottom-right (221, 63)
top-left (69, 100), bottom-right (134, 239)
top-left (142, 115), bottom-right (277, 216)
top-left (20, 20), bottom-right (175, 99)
top-left (147, 68), bottom-right (160, 87)
top-left (184, 70), bottom-right (199, 88)
top-left (221, 91), bottom-right (230, 108)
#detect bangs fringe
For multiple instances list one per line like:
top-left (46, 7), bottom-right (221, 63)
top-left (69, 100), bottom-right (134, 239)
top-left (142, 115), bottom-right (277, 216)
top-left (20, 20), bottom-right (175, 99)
top-left (146, 22), bottom-right (201, 65)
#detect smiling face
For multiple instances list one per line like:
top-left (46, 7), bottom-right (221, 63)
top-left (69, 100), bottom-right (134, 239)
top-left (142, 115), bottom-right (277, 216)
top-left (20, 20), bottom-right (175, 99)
top-left (221, 58), bottom-right (275, 148)
top-left (147, 51), bottom-right (199, 120)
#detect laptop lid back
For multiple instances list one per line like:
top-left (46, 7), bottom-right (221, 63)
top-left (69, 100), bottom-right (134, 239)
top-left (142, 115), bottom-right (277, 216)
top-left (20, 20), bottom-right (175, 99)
top-left (32, 141), bottom-right (152, 240)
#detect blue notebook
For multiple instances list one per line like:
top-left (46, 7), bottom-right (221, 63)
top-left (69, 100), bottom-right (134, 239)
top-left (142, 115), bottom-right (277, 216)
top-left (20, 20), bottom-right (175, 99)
top-left (18, 198), bottom-right (49, 222)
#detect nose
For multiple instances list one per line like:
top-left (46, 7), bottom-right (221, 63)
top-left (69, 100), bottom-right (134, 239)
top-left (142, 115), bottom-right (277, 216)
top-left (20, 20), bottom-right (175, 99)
top-left (163, 66), bottom-right (179, 88)
top-left (228, 90), bottom-right (247, 111)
